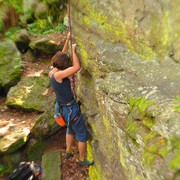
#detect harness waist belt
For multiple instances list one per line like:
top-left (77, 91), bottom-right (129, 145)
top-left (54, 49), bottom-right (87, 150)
top-left (59, 99), bottom-right (76, 107)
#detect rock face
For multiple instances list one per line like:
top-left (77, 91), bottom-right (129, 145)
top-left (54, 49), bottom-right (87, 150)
top-left (71, 0), bottom-right (180, 180)
top-left (0, 40), bottom-right (23, 94)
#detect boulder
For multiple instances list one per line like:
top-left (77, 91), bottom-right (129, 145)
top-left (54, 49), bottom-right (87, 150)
top-left (29, 37), bottom-right (63, 55)
top-left (32, 107), bottom-right (61, 139)
top-left (0, 40), bottom-right (23, 94)
top-left (34, 3), bottom-right (47, 19)
top-left (42, 150), bottom-right (61, 180)
top-left (6, 74), bottom-right (55, 112)
top-left (14, 29), bottom-right (31, 53)
top-left (0, 152), bottom-right (22, 175)
top-left (0, 125), bottom-right (30, 154)
top-left (23, 0), bottom-right (38, 23)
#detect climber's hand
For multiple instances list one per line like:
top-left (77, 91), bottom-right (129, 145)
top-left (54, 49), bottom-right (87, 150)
top-left (72, 44), bottom-right (77, 52)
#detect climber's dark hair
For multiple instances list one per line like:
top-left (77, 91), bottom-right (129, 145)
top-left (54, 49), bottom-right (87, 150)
top-left (51, 51), bottom-right (70, 70)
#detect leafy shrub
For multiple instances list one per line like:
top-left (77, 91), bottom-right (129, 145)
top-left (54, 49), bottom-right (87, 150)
top-left (6, 0), bottom-right (23, 14)
top-left (27, 19), bottom-right (67, 36)
top-left (5, 27), bottom-right (21, 39)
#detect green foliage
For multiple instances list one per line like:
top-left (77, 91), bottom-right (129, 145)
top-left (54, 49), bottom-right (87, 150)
top-left (5, 27), bottom-right (21, 39)
top-left (0, 14), bottom-right (3, 32)
top-left (4, 20), bottom-right (66, 40)
top-left (0, 163), bottom-right (14, 176)
top-left (27, 19), bottom-right (66, 36)
top-left (6, 0), bottom-right (23, 14)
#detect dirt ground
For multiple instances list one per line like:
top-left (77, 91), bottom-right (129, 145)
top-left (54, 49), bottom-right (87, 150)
top-left (0, 31), bottom-right (89, 180)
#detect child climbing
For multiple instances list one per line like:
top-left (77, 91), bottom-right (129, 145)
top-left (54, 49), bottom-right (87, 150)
top-left (48, 32), bottom-right (94, 166)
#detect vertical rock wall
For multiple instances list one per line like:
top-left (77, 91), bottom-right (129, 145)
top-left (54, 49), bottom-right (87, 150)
top-left (71, 0), bottom-right (180, 179)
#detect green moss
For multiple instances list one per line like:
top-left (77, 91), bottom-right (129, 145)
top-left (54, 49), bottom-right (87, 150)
top-left (87, 141), bottom-right (94, 161)
top-left (0, 153), bottom-right (21, 176)
top-left (75, 37), bottom-right (89, 68)
top-left (143, 131), bottom-right (172, 168)
top-left (173, 96), bottom-right (180, 112)
top-left (87, 141), bottom-right (102, 180)
top-left (129, 165), bottom-right (143, 180)
top-left (27, 140), bottom-right (47, 162)
top-left (126, 97), bottom-right (156, 146)
top-left (142, 117), bottom-right (155, 129)
top-left (129, 97), bottom-right (154, 114)
top-left (0, 163), bottom-right (14, 176)
top-left (117, 135), bottom-right (128, 169)
top-left (42, 150), bottom-right (61, 180)
top-left (133, 40), bottom-right (157, 60)
top-left (170, 150), bottom-right (180, 170)
top-left (162, 12), bottom-right (172, 47)
top-left (103, 116), bottom-right (112, 138)
top-left (126, 116), bottom-right (138, 132)
top-left (83, 15), bottom-right (91, 26)
top-left (128, 97), bottom-right (155, 129)
top-left (142, 131), bottom-right (180, 170)
top-left (126, 116), bottom-right (139, 144)
top-left (89, 162), bottom-right (102, 180)
top-left (101, 117), bottom-right (115, 160)
top-left (143, 131), bottom-right (158, 144)
top-left (148, 11), bottom-right (172, 58)
top-left (171, 137), bottom-right (180, 149)
top-left (147, 138), bottom-right (167, 155)
top-left (76, 0), bottom-right (156, 60)
top-left (170, 137), bottom-right (180, 170)
top-left (142, 150), bottom-right (156, 168)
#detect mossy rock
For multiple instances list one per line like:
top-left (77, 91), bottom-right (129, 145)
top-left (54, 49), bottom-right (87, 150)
top-left (32, 107), bottom-right (61, 139)
top-left (0, 152), bottom-right (22, 176)
top-left (26, 139), bottom-right (47, 162)
top-left (23, 0), bottom-right (38, 23)
top-left (0, 40), bottom-right (23, 93)
top-left (6, 74), bottom-right (55, 112)
top-left (42, 150), bottom-right (61, 180)
top-left (29, 37), bottom-right (63, 55)
top-left (14, 29), bottom-right (31, 53)
top-left (34, 2), bottom-right (47, 19)
top-left (0, 126), bottom-right (30, 154)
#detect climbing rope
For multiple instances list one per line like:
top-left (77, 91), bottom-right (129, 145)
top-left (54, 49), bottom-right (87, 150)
top-left (67, 0), bottom-right (77, 98)
top-left (67, 0), bottom-right (73, 57)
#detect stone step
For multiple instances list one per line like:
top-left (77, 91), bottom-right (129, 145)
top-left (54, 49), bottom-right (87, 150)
top-left (42, 150), bottom-right (61, 180)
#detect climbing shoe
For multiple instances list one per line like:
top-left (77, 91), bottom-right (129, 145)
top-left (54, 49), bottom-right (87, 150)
top-left (65, 152), bottom-right (74, 159)
top-left (79, 159), bottom-right (94, 166)
top-left (65, 150), bottom-right (74, 159)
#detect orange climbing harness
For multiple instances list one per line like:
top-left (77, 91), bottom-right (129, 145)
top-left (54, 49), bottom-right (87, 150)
top-left (67, 0), bottom-right (76, 98)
